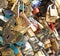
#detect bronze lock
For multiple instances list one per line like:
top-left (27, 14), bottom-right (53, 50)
top-left (2, 28), bottom-right (23, 44)
top-left (43, 39), bottom-right (52, 50)
top-left (2, 18), bottom-right (24, 44)
top-left (50, 38), bottom-right (59, 51)
top-left (1, 48), bottom-right (15, 56)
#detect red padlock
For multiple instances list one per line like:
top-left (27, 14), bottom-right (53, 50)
top-left (33, 7), bottom-right (39, 14)
top-left (49, 22), bottom-right (55, 31)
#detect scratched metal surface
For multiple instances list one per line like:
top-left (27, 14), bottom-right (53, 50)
top-left (0, 0), bottom-right (7, 8)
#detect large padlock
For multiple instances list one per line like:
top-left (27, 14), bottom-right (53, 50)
top-left (2, 18), bottom-right (24, 44)
top-left (2, 29), bottom-right (23, 44)
top-left (49, 4), bottom-right (58, 17)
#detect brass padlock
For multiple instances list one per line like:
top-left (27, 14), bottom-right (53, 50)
top-left (44, 39), bottom-right (52, 49)
top-left (2, 18), bottom-right (24, 44)
top-left (0, 0), bottom-right (8, 8)
top-left (2, 48), bottom-right (15, 56)
top-left (50, 38), bottom-right (59, 51)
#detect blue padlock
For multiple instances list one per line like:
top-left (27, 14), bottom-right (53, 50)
top-left (16, 33), bottom-right (25, 46)
top-left (0, 36), bottom-right (3, 43)
top-left (19, 4), bottom-right (27, 12)
top-left (3, 9), bottom-right (14, 19)
top-left (10, 44), bottom-right (19, 55)
top-left (32, 0), bottom-right (41, 8)
top-left (0, 36), bottom-right (5, 45)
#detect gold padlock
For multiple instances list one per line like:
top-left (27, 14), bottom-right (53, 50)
top-left (50, 38), bottom-right (59, 51)
top-left (2, 48), bottom-right (15, 56)
top-left (44, 39), bottom-right (52, 49)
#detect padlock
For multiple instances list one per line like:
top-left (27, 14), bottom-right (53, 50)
top-left (32, 0), bottom-right (41, 8)
top-left (2, 29), bottom-right (24, 44)
top-left (21, 41), bottom-right (34, 56)
top-left (33, 7), bottom-right (39, 15)
top-left (44, 39), bottom-right (52, 49)
top-left (49, 22), bottom-right (60, 40)
top-left (10, 44), bottom-right (20, 55)
top-left (36, 28), bottom-right (49, 41)
top-left (28, 36), bottom-right (40, 52)
top-left (2, 9), bottom-right (14, 19)
top-left (29, 16), bottom-right (39, 30)
top-left (2, 48), bottom-right (15, 56)
top-left (2, 17), bottom-right (25, 44)
top-left (49, 4), bottom-right (58, 17)
top-left (50, 38), bottom-right (59, 51)
top-left (19, 4), bottom-right (27, 12)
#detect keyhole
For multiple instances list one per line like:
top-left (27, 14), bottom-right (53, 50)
top-left (7, 35), bottom-right (9, 39)
top-left (0, 52), bottom-right (2, 56)
top-left (14, 22), bottom-right (17, 26)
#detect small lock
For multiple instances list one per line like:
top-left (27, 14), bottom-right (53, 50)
top-left (28, 36), bottom-right (40, 52)
top-left (32, 0), bottom-right (41, 8)
top-left (33, 7), bottom-right (39, 14)
top-left (2, 9), bottom-right (14, 19)
top-left (19, 4), bottom-right (27, 12)
top-left (49, 4), bottom-right (58, 17)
